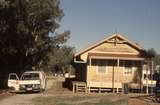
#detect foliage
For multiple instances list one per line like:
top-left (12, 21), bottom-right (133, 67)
top-left (0, 0), bottom-right (71, 74)
top-left (46, 45), bottom-right (75, 74)
top-left (147, 48), bottom-right (156, 58)
top-left (147, 48), bottom-right (160, 65)
top-left (146, 48), bottom-right (160, 75)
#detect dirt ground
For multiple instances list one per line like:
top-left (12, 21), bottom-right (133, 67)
top-left (0, 89), bottom-right (160, 105)
top-left (0, 90), bottom-right (14, 101)
top-left (0, 77), bottom-right (160, 105)
top-left (47, 93), bottom-right (160, 105)
top-left (43, 77), bottom-right (160, 105)
top-left (128, 94), bottom-right (159, 105)
top-left (44, 84), bottom-right (160, 105)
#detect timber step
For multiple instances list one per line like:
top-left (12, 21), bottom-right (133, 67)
top-left (72, 81), bottom-right (87, 93)
top-left (88, 87), bottom-right (112, 93)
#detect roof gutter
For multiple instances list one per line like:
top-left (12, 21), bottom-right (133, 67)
top-left (74, 58), bottom-right (86, 63)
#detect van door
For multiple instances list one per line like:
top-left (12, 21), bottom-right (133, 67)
top-left (8, 73), bottom-right (19, 91)
top-left (40, 72), bottom-right (46, 90)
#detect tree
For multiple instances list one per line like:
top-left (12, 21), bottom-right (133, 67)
top-left (147, 48), bottom-right (160, 65)
top-left (147, 48), bottom-right (156, 58)
top-left (47, 45), bottom-right (75, 74)
top-left (0, 0), bottom-right (70, 74)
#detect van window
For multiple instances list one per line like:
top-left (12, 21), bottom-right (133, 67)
top-left (21, 73), bottom-right (39, 80)
top-left (10, 75), bottom-right (18, 80)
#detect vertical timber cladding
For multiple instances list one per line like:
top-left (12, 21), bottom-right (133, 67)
top-left (75, 33), bottom-right (146, 89)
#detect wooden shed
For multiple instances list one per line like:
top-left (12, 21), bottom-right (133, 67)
top-left (74, 33), bottom-right (147, 93)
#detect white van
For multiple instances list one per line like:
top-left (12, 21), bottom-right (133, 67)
top-left (8, 71), bottom-right (46, 92)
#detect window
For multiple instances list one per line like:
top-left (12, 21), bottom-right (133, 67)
top-left (144, 74), bottom-right (151, 80)
top-left (124, 61), bottom-right (132, 75)
top-left (97, 60), bottom-right (107, 74)
top-left (10, 75), bottom-right (18, 80)
top-left (91, 59), bottom-right (108, 74)
top-left (21, 73), bottom-right (39, 80)
top-left (98, 66), bottom-right (106, 74)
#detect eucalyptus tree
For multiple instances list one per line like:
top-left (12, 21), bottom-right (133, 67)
top-left (0, 0), bottom-right (70, 73)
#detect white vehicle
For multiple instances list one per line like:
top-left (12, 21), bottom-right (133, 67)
top-left (8, 71), bottom-right (46, 92)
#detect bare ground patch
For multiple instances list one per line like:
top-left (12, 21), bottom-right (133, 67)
top-left (0, 90), bottom-right (14, 101)
top-left (35, 77), bottom-right (160, 105)
top-left (33, 94), bottom-right (128, 105)
top-left (34, 91), bottom-right (160, 105)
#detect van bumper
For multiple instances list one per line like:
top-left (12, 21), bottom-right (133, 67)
top-left (19, 84), bottom-right (41, 92)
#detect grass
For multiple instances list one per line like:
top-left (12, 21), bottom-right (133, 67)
top-left (32, 94), bottom-right (128, 105)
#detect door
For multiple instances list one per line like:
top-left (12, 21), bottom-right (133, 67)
top-left (8, 73), bottom-right (19, 91)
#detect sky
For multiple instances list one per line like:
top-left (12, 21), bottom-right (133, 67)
top-left (59, 0), bottom-right (160, 53)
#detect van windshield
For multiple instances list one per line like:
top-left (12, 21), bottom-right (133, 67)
top-left (21, 73), bottom-right (39, 80)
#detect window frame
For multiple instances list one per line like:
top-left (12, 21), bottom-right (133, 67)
top-left (123, 60), bottom-right (133, 75)
top-left (96, 60), bottom-right (108, 75)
